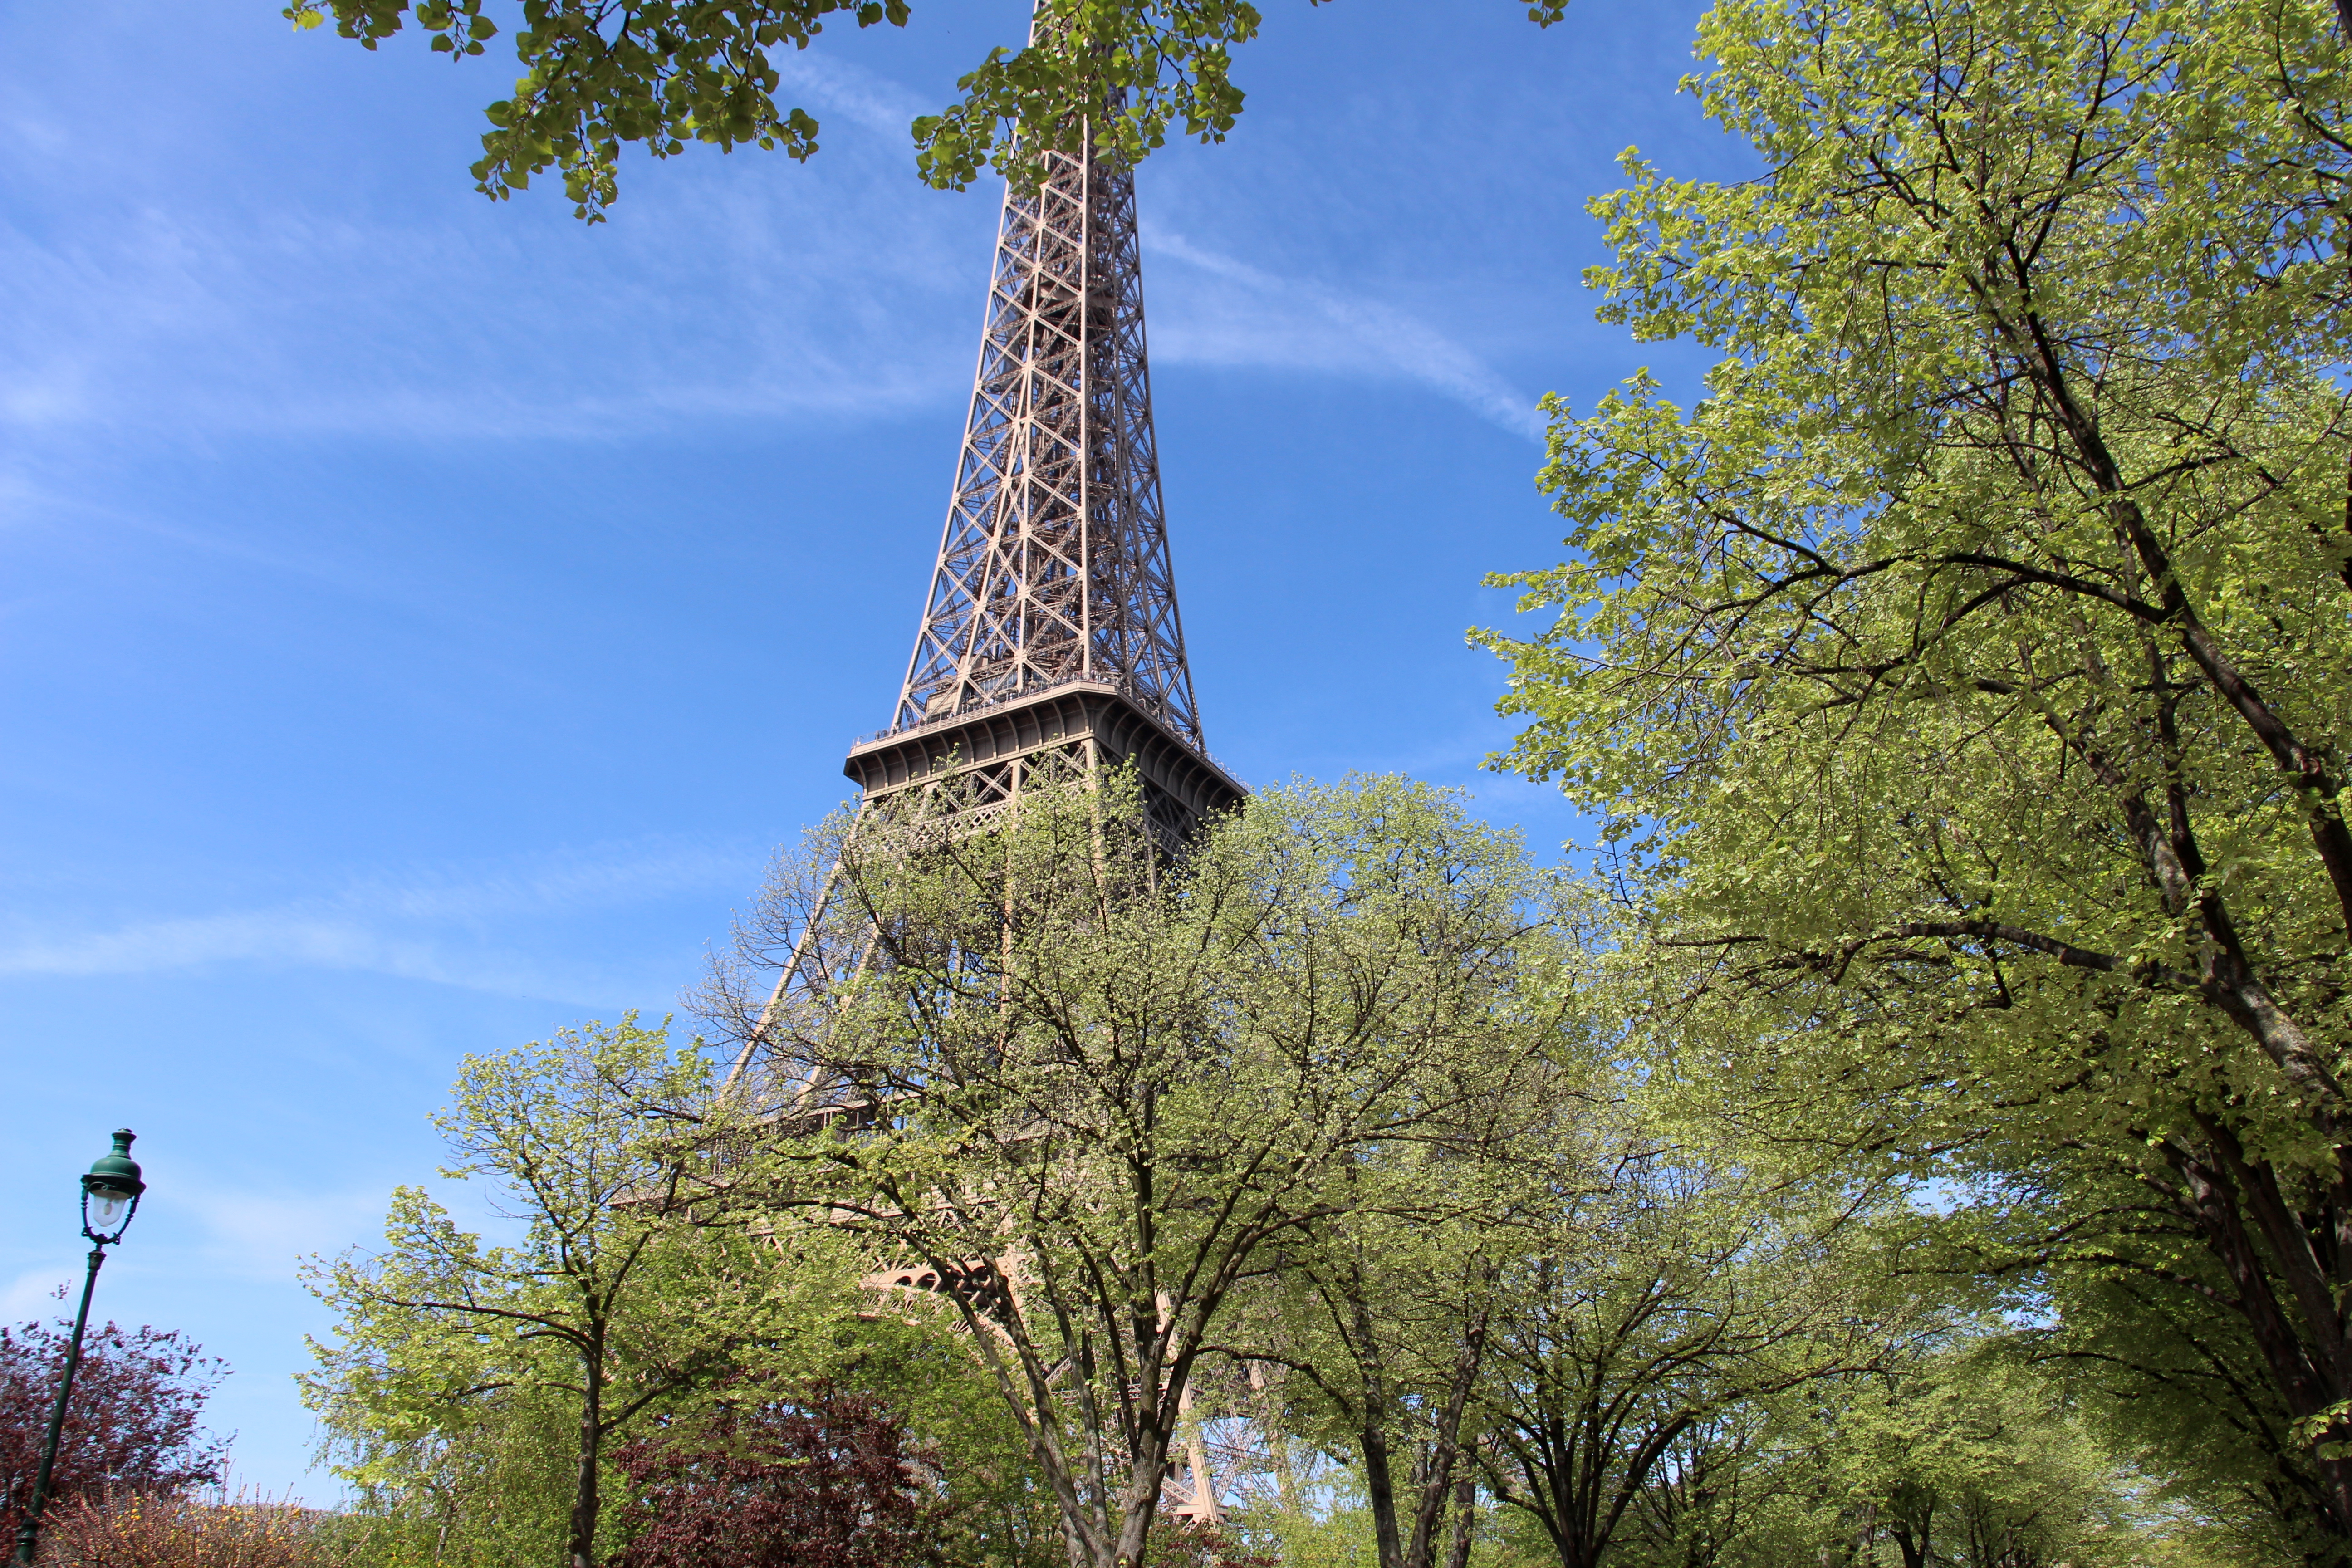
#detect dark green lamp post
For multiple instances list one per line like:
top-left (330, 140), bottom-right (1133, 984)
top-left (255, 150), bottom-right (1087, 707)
top-left (12, 1131), bottom-right (146, 1568)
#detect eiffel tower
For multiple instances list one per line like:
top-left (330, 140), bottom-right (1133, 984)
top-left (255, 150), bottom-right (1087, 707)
top-left (840, 115), bottom-right (1242, 843)
top-left (822, 112), bottom-right (1242, 1529)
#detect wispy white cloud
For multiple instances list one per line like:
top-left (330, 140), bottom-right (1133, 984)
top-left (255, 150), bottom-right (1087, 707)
top-left (0, 839), bottom-right (755, 998)
top-left (2, 36), bottom-right (1538, 454)
top-left (0, 201), bottom-right (969, 444)
top-left (0, 911), bottom-right (461, 982)
top-left (0, 57), bottom-right (985, 447)
top-left (770, 50), bottom-right (933, 137)
top-left (343, 840), bottom-right (756, 923)
top-left (1143, 227), bottom-right (1547, 442)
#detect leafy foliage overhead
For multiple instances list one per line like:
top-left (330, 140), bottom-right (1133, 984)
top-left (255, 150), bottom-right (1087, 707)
top-left (282, 0), bottom-right (1572, 220)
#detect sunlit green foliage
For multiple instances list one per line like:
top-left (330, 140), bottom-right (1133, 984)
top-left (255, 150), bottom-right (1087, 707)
top-left (710, 772), bottom-right (1572, 1568)
top-left (301, 1019), bottom-right (853, 1568)
top-left (1478, 0), bottom-right (2352, 1552)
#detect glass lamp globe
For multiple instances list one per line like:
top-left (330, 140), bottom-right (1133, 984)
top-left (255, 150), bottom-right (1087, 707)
top-left (86, 1186), bottom-right (132, 1232)
top-left (80, 1129), bottom-right (146, 1238)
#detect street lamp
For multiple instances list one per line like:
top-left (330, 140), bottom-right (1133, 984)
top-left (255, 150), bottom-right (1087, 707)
top-left (12, 1131), bottom-right (147, 1568)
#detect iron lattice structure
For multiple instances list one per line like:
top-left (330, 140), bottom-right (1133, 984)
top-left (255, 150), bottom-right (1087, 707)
top-left (843, 129), bottom-right (1241, 843)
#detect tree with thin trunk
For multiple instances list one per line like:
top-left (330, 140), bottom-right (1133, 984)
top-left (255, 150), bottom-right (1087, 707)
top-left (1474, 1126), bottom-right (1902, 1568)
top-left (1235, 1147), bottom-right (1543, 1568)
top-left (303, 1018), bottom-right (811, 1568)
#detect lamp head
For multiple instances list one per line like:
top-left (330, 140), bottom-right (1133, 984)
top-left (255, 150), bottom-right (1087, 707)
top-left (81, 1129), bottom-right (146, 1242)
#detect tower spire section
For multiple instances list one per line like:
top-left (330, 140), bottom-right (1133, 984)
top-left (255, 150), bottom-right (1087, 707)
top-left (845, 122), bottom-right (1240, 844)
top-left (898, 134), bottom-right (1199, 745)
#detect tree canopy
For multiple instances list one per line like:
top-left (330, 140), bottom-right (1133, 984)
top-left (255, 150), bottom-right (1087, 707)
top-left (1477, 0), bottom-right (2352, 1550)
top-left (302, 1019), bottom-right (843, 1568)
top-left (708, 771), bottom-right (1573, 1568)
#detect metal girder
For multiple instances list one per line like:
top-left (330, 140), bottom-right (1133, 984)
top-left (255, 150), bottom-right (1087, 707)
top-left (751, 116), bottom-right (1242, 1088)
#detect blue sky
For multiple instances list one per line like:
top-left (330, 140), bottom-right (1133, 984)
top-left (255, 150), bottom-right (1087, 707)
top-left (0, 0), bottom-right (1737, 1499)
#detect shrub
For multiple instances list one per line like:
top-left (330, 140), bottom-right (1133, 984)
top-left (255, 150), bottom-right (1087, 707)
top-left (612, 1382), bottom-right (941, 1568)
top-left (36, 1494), bottom-right (366, 1568)
top-left (0, 1321), bottom-right (226, 1539)
top-left (1142, 1519), bottom-right (1279, 1568)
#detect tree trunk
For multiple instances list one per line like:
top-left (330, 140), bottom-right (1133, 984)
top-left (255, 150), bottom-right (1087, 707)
top-left (1107, 1426), bottom-right (1174, 1568)
top-left (1443, 1472), bottom-right (1476, 1568)
top-left (1360, 1411), bottom-right (1406, 1568)
top-left (2167, 1138), bottom-right (2352, 1542)
top-left (1404, 1298), bottom-right (1491, 1568)
top-left (567, 1332), bottom-right (603, 1568)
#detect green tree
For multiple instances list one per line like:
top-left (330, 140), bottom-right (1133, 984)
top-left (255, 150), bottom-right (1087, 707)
top-left (322, 1382), bottom-right (586, 1568)
top-left (303, 1017), bottom-right (832, 1568)
top-left (1241, 1168), bottom-right (1521, 1568)
top-left (1833, 1352), bottom-right (2171, 1568)
top-left (844, 1323), bottom-right (1072, 1568)
top-left (1475, 0), bottom-right (2352, 1544)
top-left (706, 771), bottom-right (1567, 1568)
top-left (1944, 1148), bottom-right (2330, 1561)
top-left (1471, 1116), bottom-right (1902, 1568)
top-left (282, 0), bottom-right (1573, 220)
top-left (1791, 1344), bottom-right (2244, 1568)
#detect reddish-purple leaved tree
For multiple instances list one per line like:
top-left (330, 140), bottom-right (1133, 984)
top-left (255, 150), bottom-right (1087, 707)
top-left (612, 1382), bottom-right (941, 1568)
top-left (0, 1317), bottom-right (228, 1538)
top-left (1140, 1522), bottom-right (1279, 1568)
